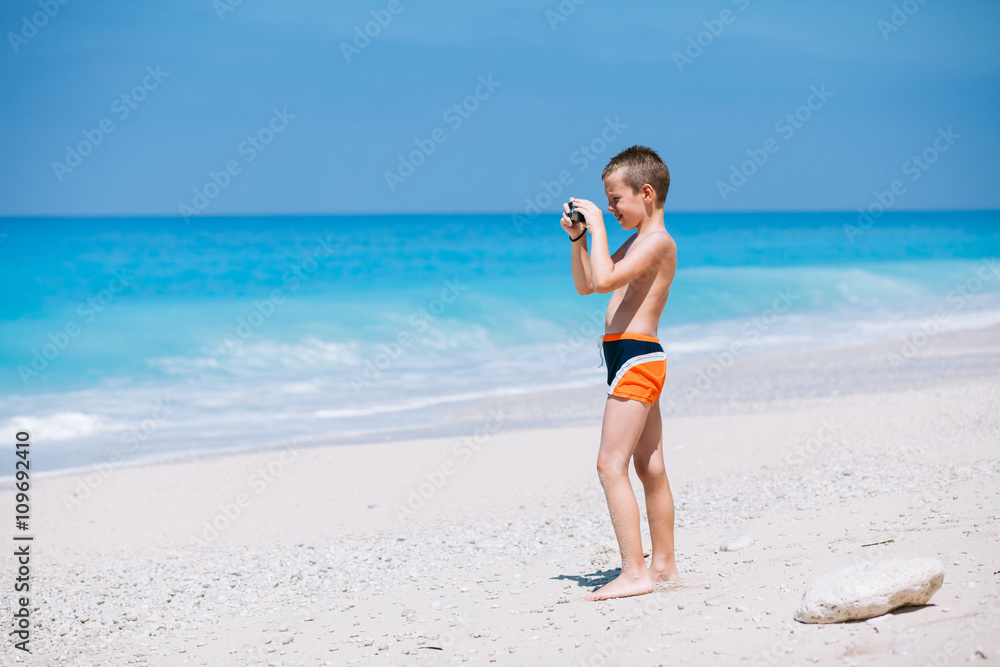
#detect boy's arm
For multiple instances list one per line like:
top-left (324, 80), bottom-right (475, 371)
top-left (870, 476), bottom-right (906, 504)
top-left (572, 198), bottom-right (673, 294)
top-left (561, 204), bottom-right (594, 295)
top-left (568, 235), bottom-right (631, 296)
top-left (569, 236), bottom-right (594, 295)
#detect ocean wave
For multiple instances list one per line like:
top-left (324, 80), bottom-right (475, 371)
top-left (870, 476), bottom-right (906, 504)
top-left (148, 337), bottom-right (361, 376)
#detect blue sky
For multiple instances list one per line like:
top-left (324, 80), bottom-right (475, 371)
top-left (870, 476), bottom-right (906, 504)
top-left (1, 0), bottom-right (998, 216)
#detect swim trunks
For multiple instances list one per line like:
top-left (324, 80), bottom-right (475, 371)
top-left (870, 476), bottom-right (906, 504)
top-left (601, 333), bottom-right (667, 405)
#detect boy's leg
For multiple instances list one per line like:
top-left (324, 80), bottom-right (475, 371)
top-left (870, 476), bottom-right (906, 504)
top-left (586, 395), bottom-right (654, 601)
top-left (632, 398), bottom-right (680, 582)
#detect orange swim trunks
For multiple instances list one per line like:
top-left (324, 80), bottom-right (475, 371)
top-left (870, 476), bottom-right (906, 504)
top-left (601, 333), bottom-right (667, 405)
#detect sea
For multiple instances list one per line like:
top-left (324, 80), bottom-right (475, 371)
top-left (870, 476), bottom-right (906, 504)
top-left (1, 211), bottom-right (998, 476)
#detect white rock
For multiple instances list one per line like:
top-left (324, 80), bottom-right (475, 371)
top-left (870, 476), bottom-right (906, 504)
top-left (794, 558), bottom-right (944, 623)
top-left (719, 535), bottom-right (754, 552)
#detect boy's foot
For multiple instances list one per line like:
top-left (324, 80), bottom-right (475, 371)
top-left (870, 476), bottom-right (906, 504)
top-left (585, 571), bottom-right (654, 601)
top-left (648, 563), bottom-right (680, 583)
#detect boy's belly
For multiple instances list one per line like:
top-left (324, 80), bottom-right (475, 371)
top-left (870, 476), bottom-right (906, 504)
top-left (605, 283), bottom-right (667, 337)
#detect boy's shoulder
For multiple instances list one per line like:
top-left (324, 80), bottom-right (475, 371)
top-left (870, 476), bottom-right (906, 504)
top-left (643, 229), bottom-right (677, 275)
top-left (614, 229), bottom-right (675, 266)
top-left (635, 228), bottom-right (676, 257)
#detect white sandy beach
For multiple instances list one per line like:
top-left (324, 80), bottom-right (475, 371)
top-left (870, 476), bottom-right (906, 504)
top-left (3, 325), bottom-right (1000, 666)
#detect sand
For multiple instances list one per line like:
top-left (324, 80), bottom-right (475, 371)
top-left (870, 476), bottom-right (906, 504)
top-left (2, 324), bottom-right (999, 665)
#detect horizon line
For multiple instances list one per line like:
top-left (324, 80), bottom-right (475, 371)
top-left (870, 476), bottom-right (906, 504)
top-left (1, 208), bottom-right (998, 221)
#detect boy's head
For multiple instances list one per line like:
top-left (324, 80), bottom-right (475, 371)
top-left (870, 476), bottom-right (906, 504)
top-left (601, 145), bottom-right (670, 208)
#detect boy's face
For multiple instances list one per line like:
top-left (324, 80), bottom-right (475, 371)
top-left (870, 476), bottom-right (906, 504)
top-left (603, 170), bottom-right (649, 231)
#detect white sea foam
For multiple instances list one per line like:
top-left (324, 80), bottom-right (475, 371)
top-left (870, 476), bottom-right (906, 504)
top-left (3, 411), bottom-right (108, 441)
top-left (313, 379), bottom-right (602, 420)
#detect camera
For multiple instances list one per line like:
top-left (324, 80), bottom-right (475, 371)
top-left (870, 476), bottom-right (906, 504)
top-left (568, 202), bottom-right (586, 225)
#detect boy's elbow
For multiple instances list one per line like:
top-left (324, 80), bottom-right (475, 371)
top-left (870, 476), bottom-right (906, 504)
top-left (592, 278), bottom-right (612, 294)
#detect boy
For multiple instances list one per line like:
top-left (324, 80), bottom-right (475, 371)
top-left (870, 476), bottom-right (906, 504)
top-left (560, 145), bottom-right (679, 601)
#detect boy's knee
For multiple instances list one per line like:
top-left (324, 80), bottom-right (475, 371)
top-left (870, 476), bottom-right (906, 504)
top-left (596, 457), bottom-right (612, 477)
top-left (596, 454), bottom-right (626, 478)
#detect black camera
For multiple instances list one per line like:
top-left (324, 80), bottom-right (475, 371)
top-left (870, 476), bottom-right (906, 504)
top-left (568, 202), bottom-right (586, 225)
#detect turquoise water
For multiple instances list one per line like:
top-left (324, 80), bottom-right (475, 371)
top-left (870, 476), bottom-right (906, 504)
top-left (1, 211), bottom-right (998, 473)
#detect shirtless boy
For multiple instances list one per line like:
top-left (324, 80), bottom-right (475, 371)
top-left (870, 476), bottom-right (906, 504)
top-left (560, 145), bottom-right (679, 601)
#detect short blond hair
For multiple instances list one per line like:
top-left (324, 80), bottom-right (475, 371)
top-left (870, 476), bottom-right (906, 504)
top-left (602, 145), bottom-right (670, 206)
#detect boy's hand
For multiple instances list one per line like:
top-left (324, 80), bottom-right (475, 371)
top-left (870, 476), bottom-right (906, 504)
top-left (560, 201), bottom-right (587, 239)
top-left (568, 197), bottom-right (604, 230)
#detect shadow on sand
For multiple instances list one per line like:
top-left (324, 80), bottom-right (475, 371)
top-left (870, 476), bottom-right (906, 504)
top-left (552, 569), bottom-right (622, 592)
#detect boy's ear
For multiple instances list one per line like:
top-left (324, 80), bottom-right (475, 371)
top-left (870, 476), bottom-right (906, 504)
top-left (641, 183), bottom-right (656, 202)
